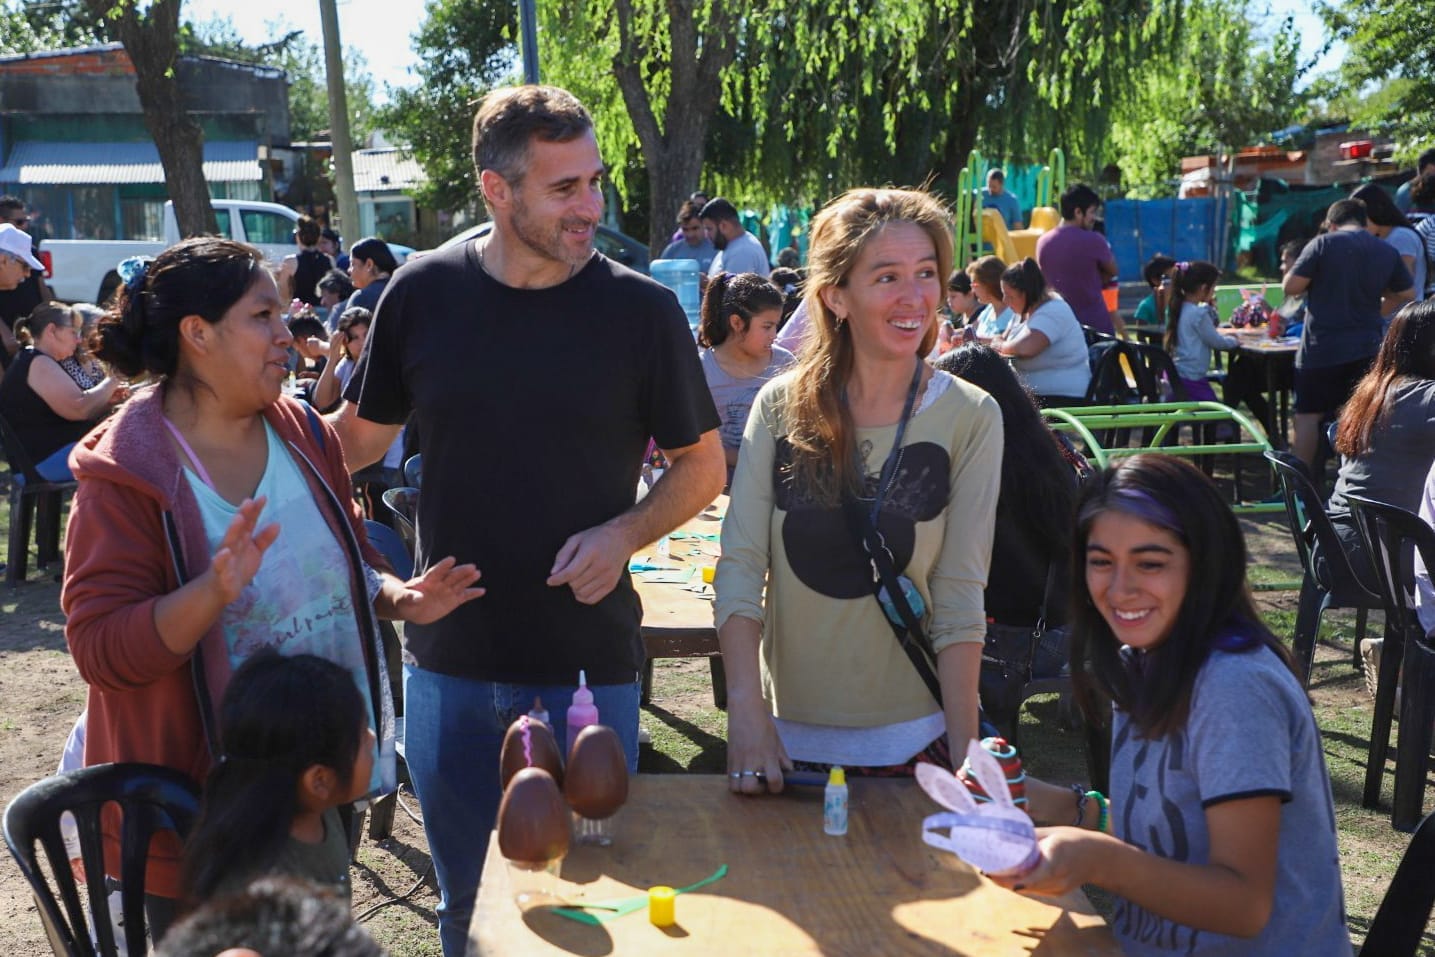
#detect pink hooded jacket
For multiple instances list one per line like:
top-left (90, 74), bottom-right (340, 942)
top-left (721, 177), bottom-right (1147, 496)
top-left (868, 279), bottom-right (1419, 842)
top-left (62, 385), bottom-right (389, 898)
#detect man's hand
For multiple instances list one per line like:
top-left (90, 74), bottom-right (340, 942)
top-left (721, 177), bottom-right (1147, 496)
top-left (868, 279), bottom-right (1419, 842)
top-left (547, 523), bottom-right (634, 605)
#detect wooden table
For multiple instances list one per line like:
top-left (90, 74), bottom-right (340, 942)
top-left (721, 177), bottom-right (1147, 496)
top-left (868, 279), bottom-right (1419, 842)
top-left (469, 775), bottom-right (1120, 957)
top-left (635, 498), bottom-right (726, 707)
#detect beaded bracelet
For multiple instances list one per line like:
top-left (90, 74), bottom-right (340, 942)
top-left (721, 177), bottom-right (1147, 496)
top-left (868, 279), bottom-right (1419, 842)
top-left (1069, 783), bottom-right (1088, 827)
top-left (1086, 790), bottom-right (1110, 833)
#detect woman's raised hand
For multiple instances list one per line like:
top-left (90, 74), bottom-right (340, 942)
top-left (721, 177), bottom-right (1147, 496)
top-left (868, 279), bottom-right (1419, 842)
top-left (389, 556), bottom-right (484, 625)
top-left (725, 695), bottom-right (792, 795)
top-left (327, 331), bottom-right (349, 363)
top-left (207, 497), bottom-right (280, 604)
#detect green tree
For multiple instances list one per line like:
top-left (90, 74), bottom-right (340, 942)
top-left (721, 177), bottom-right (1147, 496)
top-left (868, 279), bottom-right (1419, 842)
top-left (373, 0), bottom-right (517, 219)
top-left (0, 0), bottom-right (107, 52)
top-left (541, 0), bottom-right (742, 255)
top-left (1107, 1), bottom-right (1311, 196)
top-left (395, 0), bottom-right (1193, 237)
top-left (1320, 0), bottom-right (1434, 144)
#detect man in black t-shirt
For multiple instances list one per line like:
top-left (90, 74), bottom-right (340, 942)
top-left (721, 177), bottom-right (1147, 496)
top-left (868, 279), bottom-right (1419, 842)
top-left (1284, 199), bottom-right (1413, 467)
top-left (333, 85), bottom-right (723, 957)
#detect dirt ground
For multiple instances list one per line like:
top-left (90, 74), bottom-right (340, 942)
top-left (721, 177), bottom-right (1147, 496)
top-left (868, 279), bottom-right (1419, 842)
top-left (0, 514), bottom-right (1377, 956)
top-left (0, 571), bottom-right (723, 956)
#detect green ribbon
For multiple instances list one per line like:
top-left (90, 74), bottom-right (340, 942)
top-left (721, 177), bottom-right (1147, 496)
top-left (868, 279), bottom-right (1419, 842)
top-left (550, 864), bottom-right (729, 925)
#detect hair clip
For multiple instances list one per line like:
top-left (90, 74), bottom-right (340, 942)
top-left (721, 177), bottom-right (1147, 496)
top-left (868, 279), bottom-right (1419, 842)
top-left (1174, 261), bottom-right (1190, 273)
top-left (117, 256), bottom-right (154, 293)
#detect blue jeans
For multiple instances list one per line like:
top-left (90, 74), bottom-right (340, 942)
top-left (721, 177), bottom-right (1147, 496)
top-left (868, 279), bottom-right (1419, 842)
top-left (402, 664), bottom-right (641, 957)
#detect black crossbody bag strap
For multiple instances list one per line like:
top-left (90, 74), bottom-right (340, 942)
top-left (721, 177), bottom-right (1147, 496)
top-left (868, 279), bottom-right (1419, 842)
top-left (841, 498), bottom-right (944, 708)
top-left (1017, 561), bottom-right (1059, 676)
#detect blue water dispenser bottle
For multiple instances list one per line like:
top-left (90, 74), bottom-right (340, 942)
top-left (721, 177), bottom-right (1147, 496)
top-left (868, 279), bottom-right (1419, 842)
top-left (649, 258), bottom-right (702, 334)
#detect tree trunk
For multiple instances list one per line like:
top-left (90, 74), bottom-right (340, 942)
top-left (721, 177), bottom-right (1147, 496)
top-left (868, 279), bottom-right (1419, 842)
top-left (92, 0), bottom-right (217, 238)
top-left (940, 72), bottom-right (986, 189)
top-left (610, 0), bottom-right (738, 258)
top-left (639, 121), bottom-right (707, 261)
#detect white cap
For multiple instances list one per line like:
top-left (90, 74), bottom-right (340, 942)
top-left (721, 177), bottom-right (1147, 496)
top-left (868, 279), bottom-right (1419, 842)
top-left (0, 224), bottom-right (43, 270)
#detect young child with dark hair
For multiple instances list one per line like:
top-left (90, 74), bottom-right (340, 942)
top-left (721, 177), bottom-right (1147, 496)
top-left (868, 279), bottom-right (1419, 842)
top-left (1132, 254), bottom-right (1176, 327)
top-left (158, 876), bottom-right (383, 957)
top-left (285, 313), bottom-right (330, 379)
top-left (986, 455), bottom-right (1348, 956)
top-left (698, 272), bottom-right (794, 477)
top-left (1163, 260), bottom-right (1239, 401)
top-left (182, 652), bottom-right (374, 907)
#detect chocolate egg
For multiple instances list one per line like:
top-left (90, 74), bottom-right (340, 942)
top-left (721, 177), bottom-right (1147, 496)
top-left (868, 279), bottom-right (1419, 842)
top-left (564, 724), bottom-right (629, 819)
top-left (500, 715), bottom-right (564, 789)
top-left (497, 766), bottom-right (571, 865)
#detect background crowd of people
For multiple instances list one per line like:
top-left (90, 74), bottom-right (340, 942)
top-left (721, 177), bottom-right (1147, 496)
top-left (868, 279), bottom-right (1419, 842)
top-left (3, 83), bottom-right (1430, 957)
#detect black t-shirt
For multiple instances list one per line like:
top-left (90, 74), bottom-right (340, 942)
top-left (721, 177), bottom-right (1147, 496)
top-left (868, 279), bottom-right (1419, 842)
top-left (1292, 228), bottom-right (1412, 370)
top-left (0, 272), bottom-right (45, 370)
top-left (0, 348), bottom-right (93, 465)
top-left (292, 249), bottom-right (333, 306)
top-left (0, 272), bottom-right (43, 328)
top-left (346, 242), bottom-right (719, 683)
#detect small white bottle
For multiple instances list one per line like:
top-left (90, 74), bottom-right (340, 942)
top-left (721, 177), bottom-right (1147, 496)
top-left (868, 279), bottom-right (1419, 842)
top-left (824, 766), bottom-right (848, 836)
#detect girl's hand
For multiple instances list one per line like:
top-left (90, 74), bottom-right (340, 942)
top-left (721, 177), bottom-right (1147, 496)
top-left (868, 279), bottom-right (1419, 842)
top-left (207, 498), bottom-right (280, 605)
top-left (724, 695), bottom-right (791, 794)
top-left (988, 826), bottom-right (1115, 897)
top-left (328, 332), bottom-right (349, 362)
top-left (390, 556), bottom-right (484, 625)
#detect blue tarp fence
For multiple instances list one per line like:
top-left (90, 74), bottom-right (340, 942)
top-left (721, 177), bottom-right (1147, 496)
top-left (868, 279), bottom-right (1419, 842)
top-left (1103, 197), bottom-right (1231, 280)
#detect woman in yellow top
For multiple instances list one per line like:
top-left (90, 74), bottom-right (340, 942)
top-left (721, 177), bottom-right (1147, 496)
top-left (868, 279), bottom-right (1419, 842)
top-left (714, 188), bottom-right (1003, 794)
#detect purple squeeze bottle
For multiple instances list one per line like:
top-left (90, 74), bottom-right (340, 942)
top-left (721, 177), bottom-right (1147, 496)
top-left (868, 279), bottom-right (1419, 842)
top-left (566, 670), bottom-right (600, 759)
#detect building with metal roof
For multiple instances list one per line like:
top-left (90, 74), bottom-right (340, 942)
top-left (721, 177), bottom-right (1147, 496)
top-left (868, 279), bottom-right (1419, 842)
top-left (0, 44), bottom-right (290, 242)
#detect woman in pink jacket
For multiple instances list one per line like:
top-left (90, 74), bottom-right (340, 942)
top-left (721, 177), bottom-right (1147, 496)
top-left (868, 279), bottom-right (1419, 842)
top-left (62, 238), bottom-right (482, 931)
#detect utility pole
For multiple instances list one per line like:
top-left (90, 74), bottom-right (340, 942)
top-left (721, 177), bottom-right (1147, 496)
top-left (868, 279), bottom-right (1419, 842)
top-left (319, 0), bottom-right (361, 244)
top-left (519, 0), bottom-right (539, 83)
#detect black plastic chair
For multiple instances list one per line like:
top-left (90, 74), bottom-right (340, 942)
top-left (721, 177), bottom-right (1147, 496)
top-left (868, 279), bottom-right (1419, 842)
top-left (3, 763), bottom-right (201, 957)
top-left (381, 486), bottom-right (419, 560)
top-left (1126, 342), bottom-right (1190, 403)
top-left (0, 411), bottom-right (78, 587)
top-left (1346, 494), bottom-right (1435, 831)
top-left (402, 453), bottom-right (422, 489)
top-left (1264, 451), bottom-right (1378, 686)
top-left (1084, 339), bottom-right (1141, 406)
top-left (1360, 809), bottom-right (1435, 955)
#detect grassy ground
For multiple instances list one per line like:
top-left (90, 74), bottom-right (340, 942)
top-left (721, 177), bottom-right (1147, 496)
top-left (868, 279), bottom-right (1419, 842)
top-left (1, 464), bottom-right (1432, 955)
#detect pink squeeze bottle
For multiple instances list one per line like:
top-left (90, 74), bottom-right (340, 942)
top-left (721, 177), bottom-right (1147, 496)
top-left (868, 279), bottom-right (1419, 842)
top-left (566, 670), bottom-right (600, 757)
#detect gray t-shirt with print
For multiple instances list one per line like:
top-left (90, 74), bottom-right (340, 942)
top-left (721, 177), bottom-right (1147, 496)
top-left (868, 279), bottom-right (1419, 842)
top-left (1108, 646), bottom-right (1348, 957)
top-left (700, 345), bottom-right (796, 450)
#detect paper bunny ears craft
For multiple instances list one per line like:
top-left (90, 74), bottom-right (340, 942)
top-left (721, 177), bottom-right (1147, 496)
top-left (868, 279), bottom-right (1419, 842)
top-left (917, 738), bottom-right (1040, 878)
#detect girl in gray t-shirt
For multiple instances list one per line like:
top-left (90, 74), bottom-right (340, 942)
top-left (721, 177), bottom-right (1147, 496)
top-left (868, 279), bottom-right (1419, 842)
top-left (985, 456), bottom-right (1348, 956)
top-left (697, 272), bottom-right (795, 476)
